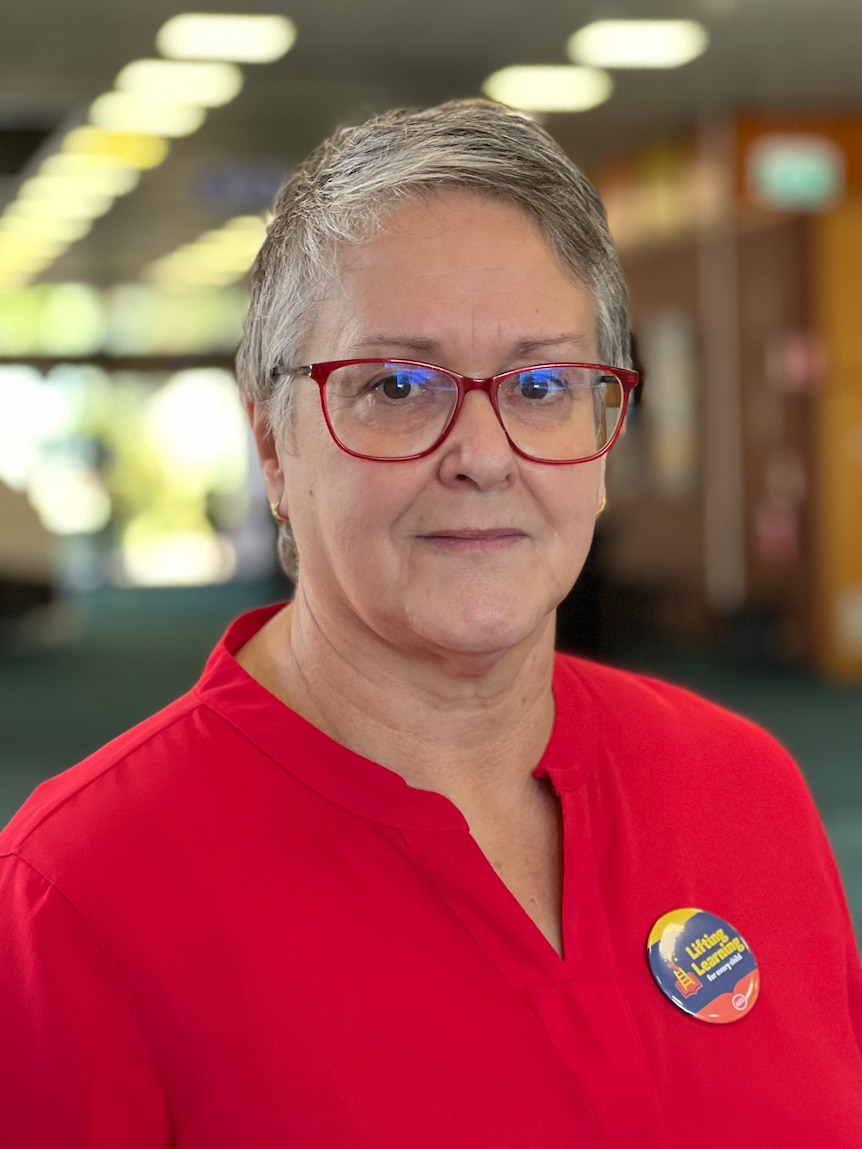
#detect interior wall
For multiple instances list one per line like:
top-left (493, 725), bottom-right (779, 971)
top-left (602, 216), bottom-right (816, 661)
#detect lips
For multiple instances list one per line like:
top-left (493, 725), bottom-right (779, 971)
top-left (422, 528), bottom-right (524, 537)
top-left (419, 528), bottom-right (527, 542)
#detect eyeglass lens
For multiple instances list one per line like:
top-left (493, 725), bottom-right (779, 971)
top-left (322, 361), bottom-right (624, 461)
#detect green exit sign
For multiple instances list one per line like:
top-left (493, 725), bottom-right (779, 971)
top-left (748, 134), bottom-right (845, 210)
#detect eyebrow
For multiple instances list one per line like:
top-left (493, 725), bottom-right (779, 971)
top-left (347, 332), bottom-right (592, 360)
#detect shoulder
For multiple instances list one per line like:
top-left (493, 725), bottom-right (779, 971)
top-left (0, 604), bottom-right (287, 866)
top-left (552, 649), bottom-right (806, 797)
top-left (555, 649), bottom-right (787, 745)
top-left (556, 649), bottom-right (741, 716)
top-left (0, 690), bottom-right (216, 860)
top-left (550, 652), bottom-right (846, 907)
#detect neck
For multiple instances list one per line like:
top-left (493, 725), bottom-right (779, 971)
top-left (244, 588), bottom-right (558, 806)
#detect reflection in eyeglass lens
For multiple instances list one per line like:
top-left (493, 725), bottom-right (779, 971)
top-left (324, 361), bottom-right (624, 461)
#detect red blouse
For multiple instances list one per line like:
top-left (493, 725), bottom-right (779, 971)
top-left (1, 605), bottom-right (860, 1146)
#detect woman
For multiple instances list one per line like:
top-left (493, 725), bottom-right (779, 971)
top-left (1, 100), bottom-right (861, 1146)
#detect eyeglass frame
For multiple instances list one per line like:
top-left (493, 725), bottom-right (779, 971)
top-left (275, 358), bottom-right (640, 465)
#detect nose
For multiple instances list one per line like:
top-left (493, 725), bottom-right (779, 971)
top-left (436, 387), bottom-right (516, 489)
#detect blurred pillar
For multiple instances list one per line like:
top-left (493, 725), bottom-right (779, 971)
top-left (813, 206), bottom-right (862, 678)
top-left (698, 119), bottom-right (747, 613)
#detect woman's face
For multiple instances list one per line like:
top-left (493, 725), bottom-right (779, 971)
top-left (257, 190), bottom-right (606, 662)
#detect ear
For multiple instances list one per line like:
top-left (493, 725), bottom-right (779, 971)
top-left (246, 399), bottom-right (285, 507)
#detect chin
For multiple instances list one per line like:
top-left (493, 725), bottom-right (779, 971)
top-left (407, 598), bottom-right (552, 660)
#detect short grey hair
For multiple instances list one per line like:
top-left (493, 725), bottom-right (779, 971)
top-left (236, 98), bottom-right (630, 579)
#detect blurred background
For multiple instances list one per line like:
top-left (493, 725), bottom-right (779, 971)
top-left (1, 0), bottom-right (860, 925)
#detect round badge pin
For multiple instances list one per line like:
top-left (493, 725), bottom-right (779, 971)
top-left (647, 907), bottom-right (760, 1024)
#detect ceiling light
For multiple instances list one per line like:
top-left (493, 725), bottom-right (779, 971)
top-left (226, 214), bottom-right (270, 229)
top-left (195, 218), bottom-right (266, 249)
top-left (40, 152), bottom-right (137, 179)
top-left (0, 270), bottom-right (36, 289)
top-left (143, 214), bottom-right (267, 287)
top-left (482, 65), bottom-right (612, 113)
top-left (156, 13), bottom-right (296, 63)
top-left (223, 214), bottom-right (268, 234)
top-left (0, 215), bottom-right (93, 243)
top-left (150, 250), bottom-right (249, 283)
top-left (117, 59), bottom-right (244, 107)
top-left (190, 236), bottom-right (254, 257)
top-left (22, 168), bottom-right (140, 200)
top-left (63, 127), bottom-right (170, 170)
top-left (0, 246), bottom-right (59, 271)
top-left (6, 194), bottom-right (116, 222)
top-left (0, 251), bottom-right (53, 276)
top-left (189, 248), bottom-right (258, 273)
top-left (0, 233), bottom-right (72, 257)
top-left (567, 20), bottom-right (709, 69)
top-left (90, 92), bottom-right (206, 138)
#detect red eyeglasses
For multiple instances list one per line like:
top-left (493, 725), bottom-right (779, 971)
top-left (280, 358), bottom-right (639, 464)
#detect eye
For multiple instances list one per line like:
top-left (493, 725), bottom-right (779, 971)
top-left (367, 367), bottom-right (435, 401)
top-left (516, 370), bottom-right (565, 400)
top-left (378, 370), bottom-right (420, 400)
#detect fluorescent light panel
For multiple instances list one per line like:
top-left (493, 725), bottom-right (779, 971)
top-left (90, 92), bottom-right (206, 138)
top-left (483, 65), bottom-right (612, 112)
top-left (0, 232), bottom-right (74, 255)
top-left (22, 169), bottom-right (140, 199)
top-left (0, 244), bottom-right (56, 267)
top-left (0, 216), bottom-right (92, 242)
top-left (63, 127), bottom-right (170, 170)
top-left (157, 14), bottom-right (296, 63)
top-left (145, 214), bottom-right (266, 286)
top-left (41, 152), bottom-right (137, 180)
top-left (6, 194), bottom-right (115, 222)
top-left (117, 59), bottom-right (244, 107)
top-left (568, 20), bottom-right (709, 69)
top-left (0, 271), bottom-right (35, 287)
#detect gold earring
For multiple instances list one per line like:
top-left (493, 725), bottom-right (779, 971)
top-left (596, 494), bottom-right (607, 517)
top-left (270, 500), bottom-right (289, 525)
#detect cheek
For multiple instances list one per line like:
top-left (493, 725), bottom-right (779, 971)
top-left (542, 474), bottom-right (603, 571)
top-left (544, 468), bottom-right (603, 529)
top-left (287, 453), bottom-right (402, 562)
top-left (330, 467), bottom-right (410, 540)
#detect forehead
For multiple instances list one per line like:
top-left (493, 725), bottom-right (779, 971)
top-left (305, 190), bottom-right (595, 361)
top-left (337, 189), bottom-right (576, 282)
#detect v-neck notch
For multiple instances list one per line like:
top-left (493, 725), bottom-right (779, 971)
top-left (197, 604), bottom-right (599, 833)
